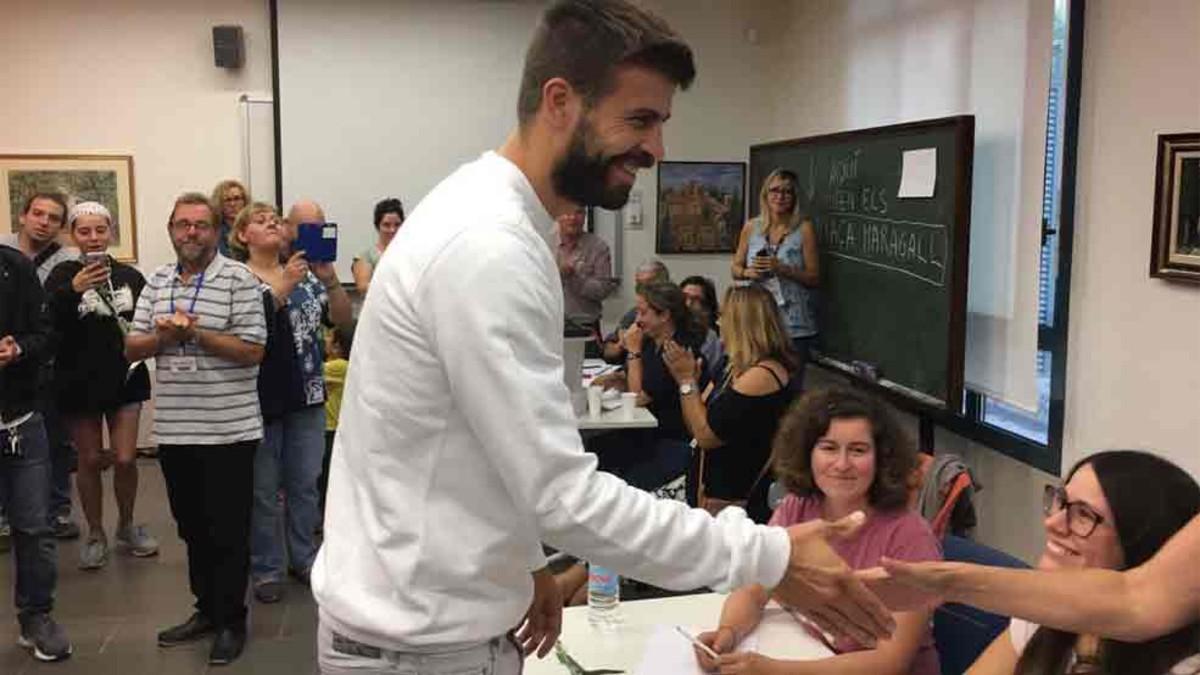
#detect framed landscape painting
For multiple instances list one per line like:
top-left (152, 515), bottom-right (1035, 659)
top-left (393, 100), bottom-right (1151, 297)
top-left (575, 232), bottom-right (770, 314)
top-left (0, 154), bottom-right (138, 262)
top-left (656, 161), bottom-right (746, 254)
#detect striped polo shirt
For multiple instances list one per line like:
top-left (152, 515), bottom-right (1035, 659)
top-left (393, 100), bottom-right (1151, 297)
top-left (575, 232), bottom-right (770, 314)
top-left (131, 253), bottom-right (267, 446)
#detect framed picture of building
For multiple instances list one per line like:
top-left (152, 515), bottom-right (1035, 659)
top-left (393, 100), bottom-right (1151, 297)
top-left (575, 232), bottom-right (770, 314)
top-left (0, 154), bottom-right (138, 263)
top-left (656, 161), bottom-right (746, 254)
top-left (1150, 133), bottom-right (1200, 283)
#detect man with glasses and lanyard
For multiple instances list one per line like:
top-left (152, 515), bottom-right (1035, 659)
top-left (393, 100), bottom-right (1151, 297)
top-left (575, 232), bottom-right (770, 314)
top-left (125, 192), bottom-right (266, 666)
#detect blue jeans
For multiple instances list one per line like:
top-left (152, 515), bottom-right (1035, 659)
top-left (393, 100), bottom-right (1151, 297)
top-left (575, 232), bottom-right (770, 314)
top-left (0, 413), bottom-right (57, 619)
top-left (0, 404), bottom-right (70, 524)
top-left (591, 430), bottom-right (692, 493)
top-left (250, 405), bottom-right (324, 582)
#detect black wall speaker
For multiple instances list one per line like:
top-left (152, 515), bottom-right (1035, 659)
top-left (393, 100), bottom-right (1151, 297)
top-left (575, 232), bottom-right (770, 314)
top-left (212, 25), bottom-right (244, 69)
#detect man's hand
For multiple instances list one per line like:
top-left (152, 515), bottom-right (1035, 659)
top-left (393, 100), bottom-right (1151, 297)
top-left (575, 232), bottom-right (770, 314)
top-left (154, 309), bottom-right (198, 347)
top-left (852, 558), bottom-right (956, 612)
top-left (557, 252), bottom-right (576, 278)
top-left (772, 513), bottom-right (895, 647)
top-left (516, 567), bottom-right (562, 659)
top-left (0, 336), bottom-right (19, 368)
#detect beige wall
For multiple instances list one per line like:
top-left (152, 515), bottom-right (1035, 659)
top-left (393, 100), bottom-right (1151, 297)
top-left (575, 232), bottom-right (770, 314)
top-left (1062, 0), bottom-right (1200, 479)
top-left (601, 0), bottom-right (784, 325)
top-left (0, 0), bottom-right (273, 272)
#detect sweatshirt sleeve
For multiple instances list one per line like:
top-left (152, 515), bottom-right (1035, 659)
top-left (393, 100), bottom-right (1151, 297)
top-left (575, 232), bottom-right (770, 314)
top-left (422, 228), bottom-right (790, 593)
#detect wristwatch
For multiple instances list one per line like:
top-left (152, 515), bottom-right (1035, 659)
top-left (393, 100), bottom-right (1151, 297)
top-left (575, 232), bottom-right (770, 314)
top-left (678, 381), bottom-right (697, 396)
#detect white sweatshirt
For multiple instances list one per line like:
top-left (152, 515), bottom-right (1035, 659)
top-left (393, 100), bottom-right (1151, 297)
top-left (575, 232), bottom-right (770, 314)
top-left (311, 152), bottom-right (791, 650)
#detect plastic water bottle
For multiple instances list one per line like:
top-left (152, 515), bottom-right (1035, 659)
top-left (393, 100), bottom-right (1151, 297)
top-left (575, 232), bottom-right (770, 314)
top-left (587, 563), bottom-right (622, 626)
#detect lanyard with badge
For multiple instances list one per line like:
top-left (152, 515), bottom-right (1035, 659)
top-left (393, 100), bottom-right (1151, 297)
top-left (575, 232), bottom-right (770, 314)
top-left (165, 268), bottom-right (204, 374)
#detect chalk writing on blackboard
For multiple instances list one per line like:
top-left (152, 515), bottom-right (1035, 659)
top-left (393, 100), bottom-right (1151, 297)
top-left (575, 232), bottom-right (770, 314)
top-left (817, 212), bottom-right (948, 286)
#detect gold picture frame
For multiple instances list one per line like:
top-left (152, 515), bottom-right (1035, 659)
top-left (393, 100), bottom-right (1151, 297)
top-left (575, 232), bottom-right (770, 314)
top-left (0, 154), bottom-right (138, 263)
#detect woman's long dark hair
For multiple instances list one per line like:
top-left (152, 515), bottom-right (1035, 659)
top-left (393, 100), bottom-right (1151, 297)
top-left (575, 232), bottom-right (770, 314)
top-left (638, 281), bottom-right (705, 349)
top-left (1016, 450), bottom-right (1200, 674)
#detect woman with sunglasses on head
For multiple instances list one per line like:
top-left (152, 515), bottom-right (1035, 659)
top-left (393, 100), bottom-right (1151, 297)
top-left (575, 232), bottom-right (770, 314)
top-left (963, 451), bottom-right (1199, 674)
top-left (44, 202), bottom-right (157, 570)
top-left (732, 169), bottom-right (820, 387)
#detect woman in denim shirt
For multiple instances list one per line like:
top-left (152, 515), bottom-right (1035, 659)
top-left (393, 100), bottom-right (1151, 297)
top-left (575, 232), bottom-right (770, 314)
top-left (732, 168), bottom-right (820, 387)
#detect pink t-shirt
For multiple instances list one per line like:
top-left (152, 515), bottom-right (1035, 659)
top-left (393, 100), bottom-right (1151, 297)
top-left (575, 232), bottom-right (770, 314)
top-left (770, 494), bottom-right (943, 675)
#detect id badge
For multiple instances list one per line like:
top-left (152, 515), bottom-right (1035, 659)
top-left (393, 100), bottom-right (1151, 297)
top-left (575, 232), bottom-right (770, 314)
top-left (112, 286), bottom-right (135, 313)
top-left (168, 356), bottom-right (198, 373)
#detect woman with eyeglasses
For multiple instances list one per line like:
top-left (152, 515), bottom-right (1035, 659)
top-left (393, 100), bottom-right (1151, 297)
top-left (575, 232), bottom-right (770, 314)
top-left (963, 451), bottom-right (1199, 674)
top-left (210, 179), bottom-right (249, 259)
top-left (731, 169), bottom-right (820, 387)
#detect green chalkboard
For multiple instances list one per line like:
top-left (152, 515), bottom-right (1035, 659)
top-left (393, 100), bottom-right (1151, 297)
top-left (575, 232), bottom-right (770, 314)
top-left (749, 116), bottom-right (974, 409)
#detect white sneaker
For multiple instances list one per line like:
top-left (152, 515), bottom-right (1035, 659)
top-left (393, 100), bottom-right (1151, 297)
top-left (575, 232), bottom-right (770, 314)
top-left (115, 524), bottom-right (159, 557)
top-left (78, 534), bottom-right (108, 570)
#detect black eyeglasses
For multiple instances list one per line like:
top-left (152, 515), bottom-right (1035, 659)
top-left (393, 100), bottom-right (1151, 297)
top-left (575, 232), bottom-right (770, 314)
top-left (1043, 484), bottom-right (1106, 538)
top-left (768, 186), bottom-right (795, 196)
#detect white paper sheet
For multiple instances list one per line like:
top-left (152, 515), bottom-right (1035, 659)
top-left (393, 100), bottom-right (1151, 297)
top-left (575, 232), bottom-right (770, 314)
top-left (898, 147), bottom-right (938, 198)
top-left (633, 624), bottom-right (759, 675)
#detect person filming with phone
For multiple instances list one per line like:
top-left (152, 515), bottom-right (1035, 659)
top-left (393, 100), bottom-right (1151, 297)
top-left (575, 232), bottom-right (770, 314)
top-left (228, 201), bottom-right (351, 605)
top-left (44, 202), bottom-right (158, 571)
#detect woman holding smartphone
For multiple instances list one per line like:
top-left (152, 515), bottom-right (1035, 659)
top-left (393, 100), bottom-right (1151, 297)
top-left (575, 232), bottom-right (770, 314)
top-left (731, 169), bottom-right (820, 386)
top-left (44, 202), bottom-right (157, 570)
top-left (229, 202), bottom-right (352, 604)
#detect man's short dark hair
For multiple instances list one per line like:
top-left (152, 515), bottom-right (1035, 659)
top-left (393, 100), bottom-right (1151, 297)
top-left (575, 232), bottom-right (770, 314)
top-left (21, 192), bottom-right (67, 219)
top-left (517, 0), bottom-right (696, 126)
top-left (168, 192), bottom-right (217, 225)
top-left (373, 198), bottom-right (405, 229)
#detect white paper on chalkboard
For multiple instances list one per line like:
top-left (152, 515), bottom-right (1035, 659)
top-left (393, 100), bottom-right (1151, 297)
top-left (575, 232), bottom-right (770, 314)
top-left (898, 148), bottom-right (937, 198)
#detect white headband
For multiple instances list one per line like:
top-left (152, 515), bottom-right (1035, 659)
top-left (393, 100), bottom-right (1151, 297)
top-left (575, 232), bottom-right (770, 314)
top-left (68, 201), bottom-right (113, 227)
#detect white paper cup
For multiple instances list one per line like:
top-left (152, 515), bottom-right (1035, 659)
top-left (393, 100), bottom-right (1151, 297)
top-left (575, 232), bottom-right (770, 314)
top-left (620, 392), bottom-right (637, 420)
top-left (587, 386), bottom-right (603, 418)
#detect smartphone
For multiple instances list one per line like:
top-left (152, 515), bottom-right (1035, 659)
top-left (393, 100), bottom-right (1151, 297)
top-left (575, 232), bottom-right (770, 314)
top-left (83, 251), bottom-right (109, 268)
top-left (296, 222), bottom-right (338, 262)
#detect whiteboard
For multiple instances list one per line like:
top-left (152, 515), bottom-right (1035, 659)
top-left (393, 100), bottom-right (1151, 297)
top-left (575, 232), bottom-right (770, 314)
top-left (275, 0), bottom-right (543, 281)
top-left (240, 94), bottom-right (276, 210)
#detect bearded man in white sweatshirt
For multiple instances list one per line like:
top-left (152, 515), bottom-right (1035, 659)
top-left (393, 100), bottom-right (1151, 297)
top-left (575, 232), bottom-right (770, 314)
top-left (311, 2), bottom-right (894, 673)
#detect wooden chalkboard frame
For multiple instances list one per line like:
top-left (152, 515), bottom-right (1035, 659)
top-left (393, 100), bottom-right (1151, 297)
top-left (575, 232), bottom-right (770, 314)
top-left (749, 115), bottom-right (974, 411)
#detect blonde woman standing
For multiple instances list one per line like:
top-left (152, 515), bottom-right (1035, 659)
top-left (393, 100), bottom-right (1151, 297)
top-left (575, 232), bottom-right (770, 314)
top-left (210, 179), bottom-right (249, 258)
top-left (732, 168), bottom-right (820, 384)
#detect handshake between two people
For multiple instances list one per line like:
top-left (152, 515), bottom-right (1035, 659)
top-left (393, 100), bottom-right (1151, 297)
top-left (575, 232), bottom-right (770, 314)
top-left (693, 513), bottom-right (952, 672)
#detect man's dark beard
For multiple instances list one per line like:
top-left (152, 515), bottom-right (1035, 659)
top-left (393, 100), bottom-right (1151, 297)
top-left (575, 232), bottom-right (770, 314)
top-left (552, 122), bottom-right (652, 210)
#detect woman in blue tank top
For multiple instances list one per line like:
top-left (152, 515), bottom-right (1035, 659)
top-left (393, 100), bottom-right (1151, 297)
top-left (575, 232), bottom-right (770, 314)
top-left (731, 168), bottom-right (820, 385)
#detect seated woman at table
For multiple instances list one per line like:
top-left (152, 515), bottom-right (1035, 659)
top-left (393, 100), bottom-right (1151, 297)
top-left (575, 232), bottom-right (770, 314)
top-left (961, 450), bottom-right (1199, 675)
top-left (695, 386), bottom-right (941, 675)
top-left (587, 281), bottom-right (709, 494)
top-left (664, 284), bottom-right (796, 517)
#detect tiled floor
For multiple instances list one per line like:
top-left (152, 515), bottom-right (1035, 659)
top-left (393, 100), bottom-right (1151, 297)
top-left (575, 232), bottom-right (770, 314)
top-left (0, 459), bottom-right (320, 674)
